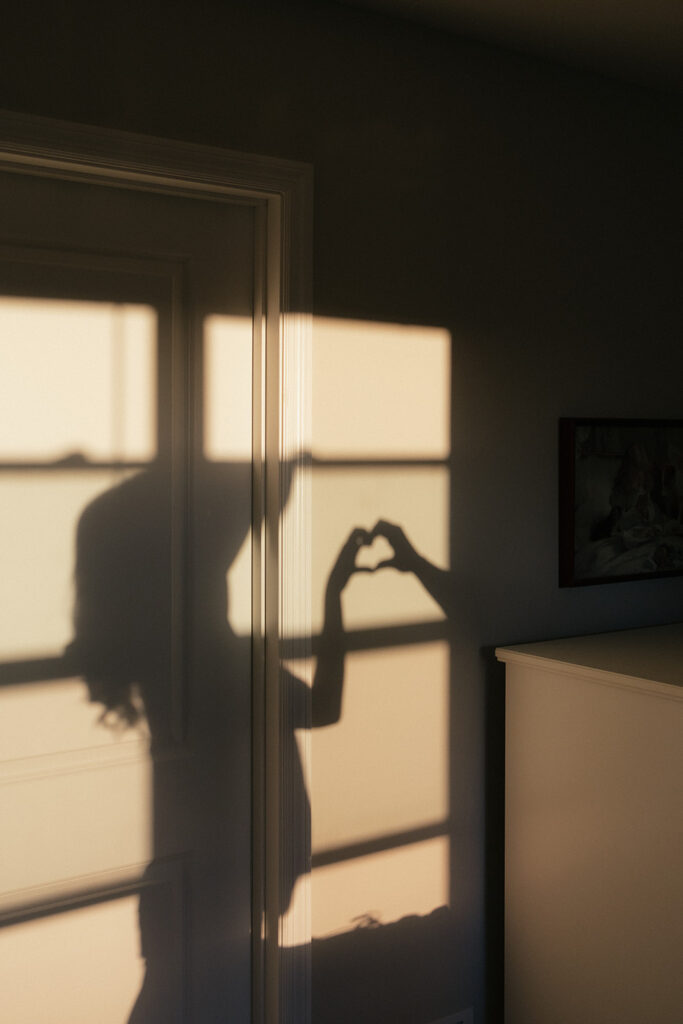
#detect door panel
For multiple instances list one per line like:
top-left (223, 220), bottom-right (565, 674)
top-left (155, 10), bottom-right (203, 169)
top-left (0, 169), bottom-right (261, 1022)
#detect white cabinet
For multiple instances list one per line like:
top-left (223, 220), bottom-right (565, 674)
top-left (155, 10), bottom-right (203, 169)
top-left (496, 623), bottom-right (683, 1024)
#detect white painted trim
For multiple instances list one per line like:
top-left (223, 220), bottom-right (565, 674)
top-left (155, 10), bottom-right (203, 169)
top-left (0, 110), bottom-right (313, 1024)
top-left (496, 648), bottom-right (683, 703)
top-left (496, 622), bottom-right (683, 704)
top-left (0, 109), bottom-right (310, 199)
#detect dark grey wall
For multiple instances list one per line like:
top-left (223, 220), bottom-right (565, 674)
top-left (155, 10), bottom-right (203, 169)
top-left (3, 2), bottom-right (682, 1019)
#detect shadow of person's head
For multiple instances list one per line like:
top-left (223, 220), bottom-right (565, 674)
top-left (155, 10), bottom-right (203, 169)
top-left (67, 460), bottom-right (255, 733)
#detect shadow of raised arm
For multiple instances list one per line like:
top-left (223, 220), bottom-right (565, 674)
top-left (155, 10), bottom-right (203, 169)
top-left (312, 527), bottom-right (373, 727)
top-left (311, 521), bottom-right (453, 728)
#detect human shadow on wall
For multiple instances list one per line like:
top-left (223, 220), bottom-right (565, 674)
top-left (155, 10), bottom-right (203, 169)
top-left (67, 458), bottom-right (259, 1023)
top-left (69, 461), bottom-right (461, 1022)
top-left (65, 456), bottom-right (355, 1021)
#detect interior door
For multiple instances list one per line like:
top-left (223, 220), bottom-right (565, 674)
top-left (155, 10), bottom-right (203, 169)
top-left (0, 164), bottom-right (262, 1023)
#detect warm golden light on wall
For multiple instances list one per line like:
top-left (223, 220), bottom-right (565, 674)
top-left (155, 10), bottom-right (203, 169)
top-left (1, 297), bottom-right (455, 1002)
top-left (312, 318), bottom-right (451, 461)
top-left (0, 299), bottom-right (157, 461)
top-left (311, 642), bottom-right (449, 852)
top-left (0, 298), bottom-right (158, 660)
top-left (0, 896), bottom-right (145, 1024)
top-left (203, 315), bottom-right (253, 461)
top-left (312, 465), bottom-right (449, 633)
top-left (282, 833), bottom-right (450, 946)
top-left (202, 315), bottom-right (254, 636)
top-left (306, 316), bottom-right (453, 945)
top-left (1, 294), bottom-right (156, 1020)
top-left (0, 718), bottom-right (153, 898)
top-left (310, 835), bottom-right (450, 939)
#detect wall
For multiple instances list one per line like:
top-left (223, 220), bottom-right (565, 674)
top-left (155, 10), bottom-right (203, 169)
top-left (2, 1), bottom-right (682, 1019)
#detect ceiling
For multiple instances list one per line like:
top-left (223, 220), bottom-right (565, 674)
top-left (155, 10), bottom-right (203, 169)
top-left (340, 0), bottom-right (683, 84)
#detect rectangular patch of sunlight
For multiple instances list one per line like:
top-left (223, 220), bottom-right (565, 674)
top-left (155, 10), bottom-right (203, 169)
top-left (0, 895), bottom-right (145, 1024)
top-left (309, 835), bottom-right (449, 939)
top-left (0, 469), bottom-right (139, 661)
top-left (1, 755), bottom-right (153, 898)
top-left (312, 319), bottom-right (450, 460)
top-left (310, 641), bottom-right (449, 852)
top-left (203, 315), bottom-right (253, 460)
top-left (0, 299), bottom-right (156, 462)
top-left (312, 464), bottom-right (449, 633)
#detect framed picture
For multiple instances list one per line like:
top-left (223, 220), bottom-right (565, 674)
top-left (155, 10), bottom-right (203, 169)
top-left (559, 418), bottom-right (683, 586)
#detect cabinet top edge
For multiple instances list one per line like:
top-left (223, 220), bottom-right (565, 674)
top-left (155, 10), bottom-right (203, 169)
top-left (495, 622), bottom-right (683, 694)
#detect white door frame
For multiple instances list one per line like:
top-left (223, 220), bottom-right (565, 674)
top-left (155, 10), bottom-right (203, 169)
top-left (0, 109), bottom-right (313, 1024)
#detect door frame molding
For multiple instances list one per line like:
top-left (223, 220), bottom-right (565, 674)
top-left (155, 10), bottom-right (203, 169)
top-left (0, 109), bottom-right (313, 1024)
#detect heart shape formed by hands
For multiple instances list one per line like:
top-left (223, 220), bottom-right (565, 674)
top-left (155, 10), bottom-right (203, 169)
top-left (332, 521), bottom-right (413, 591)
top-left (354, 533), bottom-right (395, 572)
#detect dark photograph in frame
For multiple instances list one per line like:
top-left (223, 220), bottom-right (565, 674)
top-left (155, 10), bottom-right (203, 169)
top-left (559, 418), bottom-right (683, 586)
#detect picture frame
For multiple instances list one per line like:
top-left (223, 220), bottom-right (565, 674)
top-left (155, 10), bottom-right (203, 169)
top-left (559, 418), bottom-right (683, 586)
